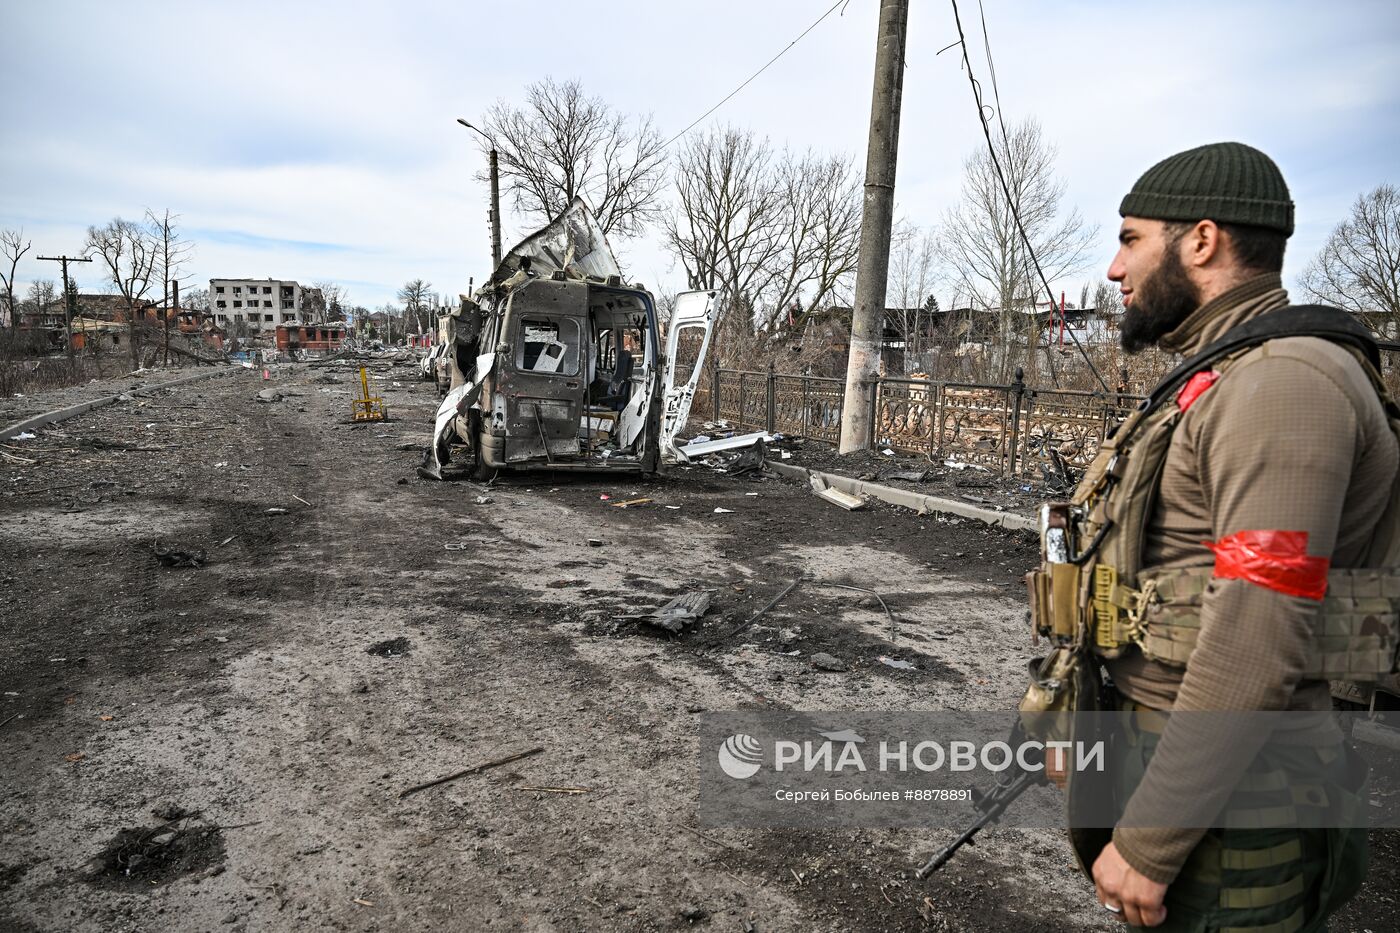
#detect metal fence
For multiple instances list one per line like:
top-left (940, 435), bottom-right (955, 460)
top-left (693, 368), bottom-right (1143, 478)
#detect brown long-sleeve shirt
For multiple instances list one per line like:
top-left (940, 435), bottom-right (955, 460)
top-left (1105, 273), bottom-right (1399, 883)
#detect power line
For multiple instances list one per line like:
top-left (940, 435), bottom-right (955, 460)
top-left (947, 0), bottom-right (1109, 392)
top-left (662, 0), bottom-right (852, 149)
top-left (975, 0), bottom-right (1010, 151)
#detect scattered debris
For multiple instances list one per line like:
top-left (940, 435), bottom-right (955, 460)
top-left (353, 898), bottom-right (375, 908)
top-left (11, 431), bottom-right (36, 441)
top-left (882, 469), bottom-right (929, 482)
top-left (610, 497), bottom-right (652, 509)
top-left (255, 388), bottom-right (282, 404)
top-left (516, 786), bottom-right (589, 795)
top-left (474, 495), bottom-right (493, 505)
top-left (679, 906), bottom-right (710, 923)
top-left (810, 652), bottom-right (848, 672)
top-left (808, 473), bottom-right (865, 511)
top-left (399, 746), bottom-right (546, 799)
top-left (645, 591), bottom-right (714, 634)
top-left (152, 542), bottom-right (206, 568)
top-left (291, 494), bottom-right (313, 507)
top-left (725, 437), bottom-right (768, 475)
top-left (89, 816), bottom-right (225, 886)
top-left (216, 535), bottom-right (238, 548)
top-left (587, 538), bottom-right (604, 547)
top-left (676, 431), bottom-right (773, 462)
top-left (713, 507), bottom-right (735, 514)
top-left (714, 577), bottom-right (803, 645)
top-left (266, 507), bottom-right (288, 514)
top-left (878, 656), bottom-right (916, 671)
top-left (810, 581), bottom-right (899, 642)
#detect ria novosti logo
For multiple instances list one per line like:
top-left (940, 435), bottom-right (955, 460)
top-left (718, 734), bottom-right (763, 779)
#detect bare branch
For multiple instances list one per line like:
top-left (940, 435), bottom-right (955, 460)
top-left (482, 78), bottom-right (668, 239)
top-left (1, 228), bottom-right (33, 330)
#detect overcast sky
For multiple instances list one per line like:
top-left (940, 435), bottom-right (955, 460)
top-left (2, 0), bottom-right (1396, 312)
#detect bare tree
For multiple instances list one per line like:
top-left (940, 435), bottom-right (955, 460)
top-left (25, 279), bottom-right (57, 322)
top-left (1, 228), bottom-right (33, 330)
top-left (396, 280), bottom-right (433, 336)
top-left (378, 303), bottom-right (402, 343)
top-left (886, 219), bottom-right (940, 370)
top-left (936, 119), bottom-right (1096, 381)
top-left (314, 281), bottom-right (348, 322)
top-left (664, 128), bottom-right (862, 358)
top-left (85, 218), bottom-right (158, 370)
top-left (145, 210), bottom-right (194, 364)
top-left (1300, 183), bottom-right (1400, 339)
top-left (181, 286), bottom-right (211, 313)
top-left (759, 151), bottom-right (862, 330)
top-left (482, 77), bottom-right (667, 238)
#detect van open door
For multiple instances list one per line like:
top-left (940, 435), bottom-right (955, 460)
top-left (658, 289), bottom-right (718, 456)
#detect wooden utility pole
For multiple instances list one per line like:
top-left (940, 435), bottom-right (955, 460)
top-left (37, 254), bottom-right (93, 370)
top-left (838, 0), bottom-right (909, 454)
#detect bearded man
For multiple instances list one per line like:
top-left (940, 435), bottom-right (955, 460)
top-left (1053, 142), bottom-right (1398, 931)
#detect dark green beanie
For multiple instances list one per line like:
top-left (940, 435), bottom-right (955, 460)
top-left (1119, 142), bottom-right (1294, 236)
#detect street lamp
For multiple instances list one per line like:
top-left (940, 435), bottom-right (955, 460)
top-left (457, 117), bottom-right (503, 270)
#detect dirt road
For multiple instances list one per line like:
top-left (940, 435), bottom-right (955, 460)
top-left (1, 365), bottom-right (1394, 931)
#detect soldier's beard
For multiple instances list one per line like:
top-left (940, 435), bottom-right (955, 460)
top-left (1119, 248), bottom-right (1201, 353)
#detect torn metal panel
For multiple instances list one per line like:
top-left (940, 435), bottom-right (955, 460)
top-left (493, 196), bottom-right (621, 284)
top-left (676, 431), bottom-right (772, 461)
top-left (422, 351), bottom-right (495, 479)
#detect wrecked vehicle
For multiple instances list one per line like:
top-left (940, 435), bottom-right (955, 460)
top-left (421, 199), bottom-right (717, 480)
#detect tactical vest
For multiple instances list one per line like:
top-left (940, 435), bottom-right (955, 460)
top-left (1027, 306), bottom-right (1400, 681)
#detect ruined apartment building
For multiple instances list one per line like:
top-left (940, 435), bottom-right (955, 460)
top-left (209, 278), bottom-right (324, 328)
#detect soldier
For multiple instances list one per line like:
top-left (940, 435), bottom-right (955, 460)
top-left (1035, 142), bottom-right (1399, 930)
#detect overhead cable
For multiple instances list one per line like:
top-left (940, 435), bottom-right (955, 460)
top-left (948, 0), bottom-right (1110, 392)
top-left (662, 0), bottom-right (852, 149)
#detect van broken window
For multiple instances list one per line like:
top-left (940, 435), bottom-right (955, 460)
top-left (518, 318), bottom-right (580, 375)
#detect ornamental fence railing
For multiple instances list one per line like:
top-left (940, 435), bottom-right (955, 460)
top-left (694, 367), bottom-right (1141, 479)
top-left (697, 345), bottom-right (1400, 478)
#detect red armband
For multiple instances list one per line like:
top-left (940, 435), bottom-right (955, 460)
top-left (1176, 370), bottom-right (1220, 412)
top-left (1204, 530), bottom-right (1330, 600)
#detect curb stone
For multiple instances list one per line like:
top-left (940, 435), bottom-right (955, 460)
top-left (0, 368), bottom-right (239, 442)
top-left (763, 458), bottom-right (1036, 534)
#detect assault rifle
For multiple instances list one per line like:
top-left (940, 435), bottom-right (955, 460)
top-left (915, 723), bottom-right (1048, 878)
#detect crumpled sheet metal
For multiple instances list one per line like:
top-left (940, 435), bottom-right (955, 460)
top-left (421, 351), bottom-right (496, 480)
top-left (493, 197), bottom-right (621, 284)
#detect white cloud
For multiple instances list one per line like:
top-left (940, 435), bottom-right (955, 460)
top-left (2, 0), bottom-right (1396, 308)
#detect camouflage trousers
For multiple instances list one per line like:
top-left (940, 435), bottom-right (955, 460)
top-left (1113, 703), bottom-right (1368, 933)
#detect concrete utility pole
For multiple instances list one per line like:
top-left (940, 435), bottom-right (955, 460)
top-left (457, 118), bottom-right (504, 271)
top-left (838, 0), bottom-right (909, 454)
top-left (37, 253), bottom-right (93, 370)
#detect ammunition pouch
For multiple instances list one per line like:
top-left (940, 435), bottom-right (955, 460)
top-left (1088, 565), bottom-right (1400, 680)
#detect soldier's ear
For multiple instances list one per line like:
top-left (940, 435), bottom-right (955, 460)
top-left (1184, 220), bottom-right (1223, 269)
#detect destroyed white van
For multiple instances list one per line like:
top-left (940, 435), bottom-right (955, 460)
top-left (421, 199), bottom-right (717, 480)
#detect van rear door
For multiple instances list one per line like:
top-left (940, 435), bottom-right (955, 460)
top-left (658, 290), bottom-right (718, 455)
